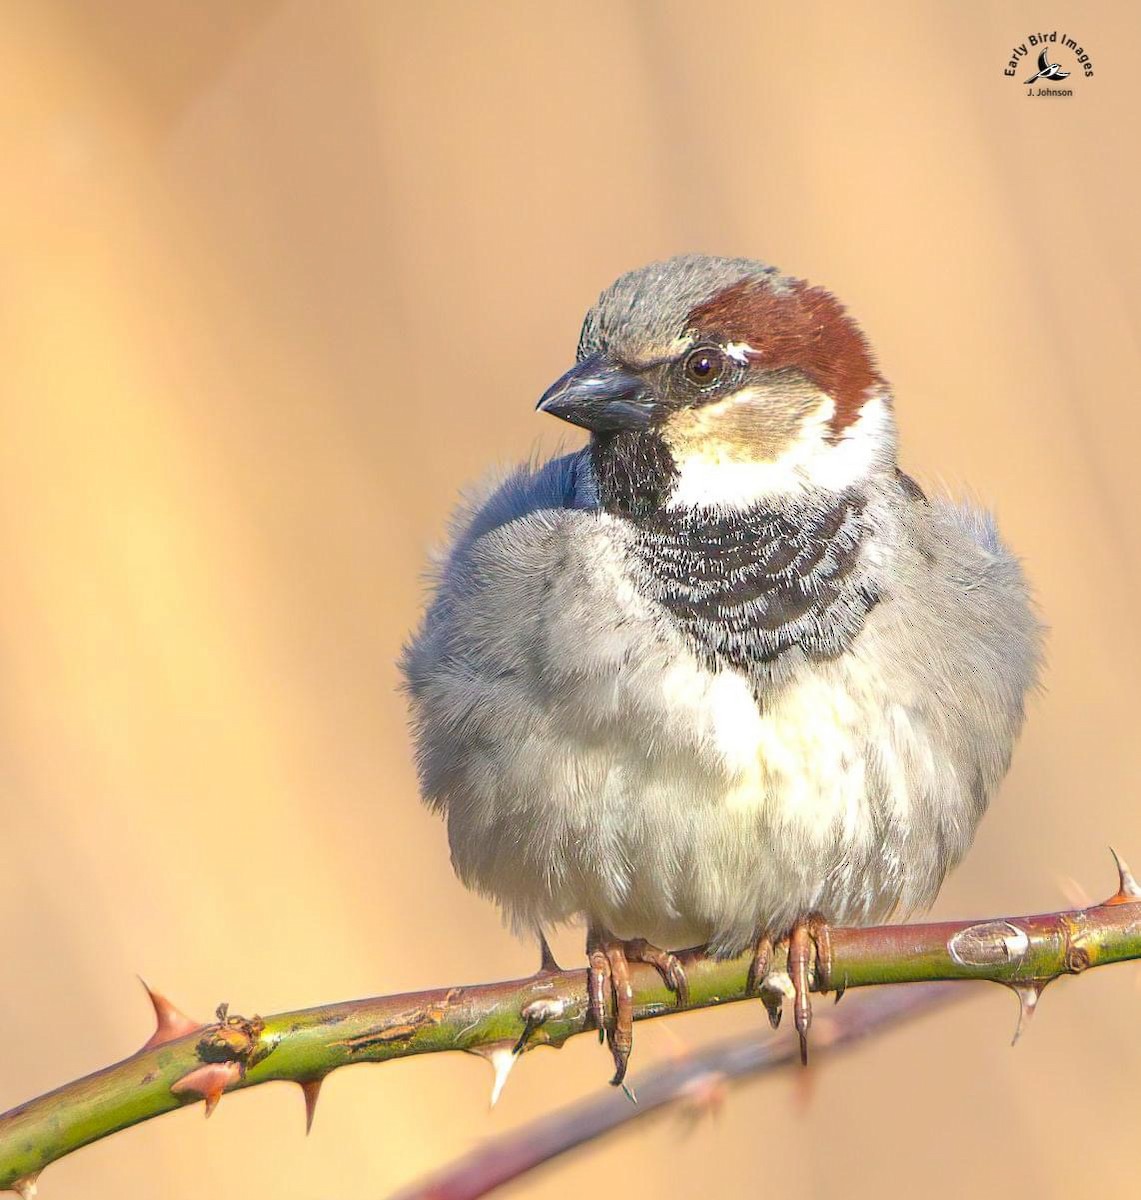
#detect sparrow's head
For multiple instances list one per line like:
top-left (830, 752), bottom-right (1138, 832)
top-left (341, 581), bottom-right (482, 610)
top-left (537, 255), bottom-right (896, 516)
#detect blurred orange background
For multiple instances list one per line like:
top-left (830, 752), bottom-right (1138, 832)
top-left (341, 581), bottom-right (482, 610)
top-left (2, 2), bottom-right (1140, 1197)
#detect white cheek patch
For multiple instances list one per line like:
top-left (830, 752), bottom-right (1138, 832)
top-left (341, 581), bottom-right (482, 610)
top-left (667, 393), bottom-right (895, 509)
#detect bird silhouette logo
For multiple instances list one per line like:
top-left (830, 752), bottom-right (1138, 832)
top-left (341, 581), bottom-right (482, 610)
top-left (1024, 49), bottom-right (1070, 84)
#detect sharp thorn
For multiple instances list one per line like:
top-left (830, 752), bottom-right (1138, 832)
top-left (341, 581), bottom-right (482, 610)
top-left (11, 1173), bottom-right (39, 1200)
top-left (621, 1082), bottom-right (638, 1105)
top-left (1107, 848), bottom-right (1141, 904)
top-left (300, 1078), bottom-right (323, 1135)
top-left (170, 1061), bottom-right (241, 1116)
top-left (487, 1047), bottom-right (517, 1108)
top-left (1010, 982), bottom-right (1045, 1045)
top-left (833, 985), bottom-right (846, 1005)
top-left (138, 977), bottom-right (203, 1051)
top-left (536, 931), bottom-right (561, 975)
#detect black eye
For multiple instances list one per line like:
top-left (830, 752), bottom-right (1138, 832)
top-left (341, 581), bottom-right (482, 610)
top-left (683, 346), bottom-right (726, 388)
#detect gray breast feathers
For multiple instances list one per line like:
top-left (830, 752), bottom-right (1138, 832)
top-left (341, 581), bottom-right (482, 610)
top-left (401, 455), bottom-right (1042, 947)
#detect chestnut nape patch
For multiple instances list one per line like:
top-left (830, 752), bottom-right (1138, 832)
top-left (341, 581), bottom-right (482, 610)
top-left (687, 278), bottom-right (883, 435)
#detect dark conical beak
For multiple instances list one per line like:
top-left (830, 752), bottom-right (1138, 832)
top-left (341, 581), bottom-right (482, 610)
top-left (536, 353), bottom-right (653, 432)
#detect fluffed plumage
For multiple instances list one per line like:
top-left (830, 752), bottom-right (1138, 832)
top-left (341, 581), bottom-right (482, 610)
top-left (402, 253), bottom-right (1041, 996)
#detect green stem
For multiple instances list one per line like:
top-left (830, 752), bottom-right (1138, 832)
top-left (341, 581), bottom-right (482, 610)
top-left (2, 866), bottom-right (1140, 1195)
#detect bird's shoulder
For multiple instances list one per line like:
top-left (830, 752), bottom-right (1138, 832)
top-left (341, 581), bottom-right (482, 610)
top-left (405, 450), bottom-right (662, 691)
top-left (454, 449), bottom-right (598, 546)
top-left (430, 448), bottom-right (633, 609)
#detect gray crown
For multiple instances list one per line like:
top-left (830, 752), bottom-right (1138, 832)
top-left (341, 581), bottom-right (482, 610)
top-left (576, 254), bottom-right (784, 363)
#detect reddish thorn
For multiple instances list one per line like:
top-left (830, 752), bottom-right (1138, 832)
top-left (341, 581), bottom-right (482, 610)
top-left (11, 1172), bottom-right (39, 1200)
top-left (1106, 848), bottom-right (1141, 905)
top-left (170, 1061), bottom-right (242, 1116)
top-left (1009, 982), bottom-right (1045, 1046)
top-left (300, 1078), bottom-right (323, 1135)
top-left (138, 977), bottom-right (203, 1051)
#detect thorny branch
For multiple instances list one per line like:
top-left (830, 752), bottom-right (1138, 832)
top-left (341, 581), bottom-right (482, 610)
top-left (2, 853), bottom-right (1140, 1197)
top-left (389, 981), bottom-right (959, 1200)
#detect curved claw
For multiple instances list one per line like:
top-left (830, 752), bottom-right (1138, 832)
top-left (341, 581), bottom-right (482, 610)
top-left (788, 925), bottom-right (812, 1064)
top-left (747, 934), bottom-right (774, 997)
top-left (586, 929), bottom-right (688, 1086)
top-left (625, 938), bottom-right (690, 1009)
top-left (787, 912), bottom-right (832, 1065)
top-left (748, 933), bottom-right (787, 1028)
top-left (606, 948), bottom-right (634, 1085)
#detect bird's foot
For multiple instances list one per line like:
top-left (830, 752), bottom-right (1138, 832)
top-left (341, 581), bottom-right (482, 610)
top-left (747, 914), bottom-right (832, 1064)
top-left (747, 933), bottom-right (785, 1029)
top-left (625, 938), bottom-right (691, 1008)
top-left (788, 912), bottom-right (832, 1064)
top-left (587, 927), bottom-right (689, 1086)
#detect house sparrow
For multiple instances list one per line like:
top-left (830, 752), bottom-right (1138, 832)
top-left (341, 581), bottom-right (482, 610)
top-left (402, 255), bottom-right (1041, 1081)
